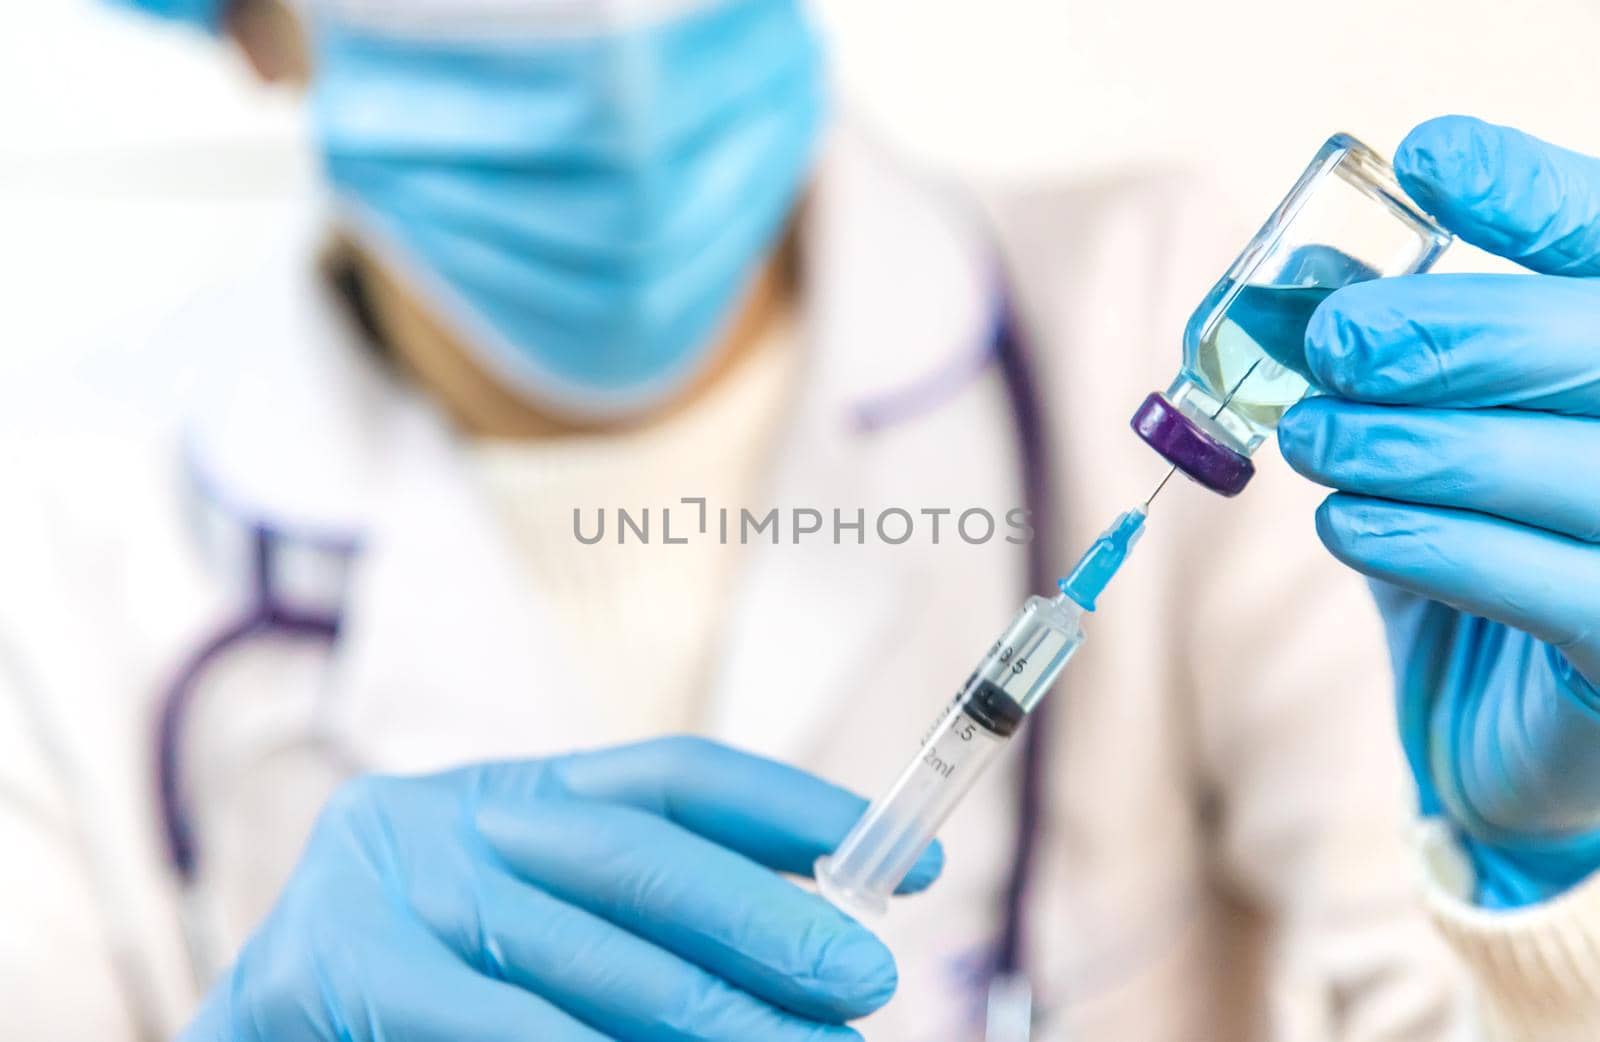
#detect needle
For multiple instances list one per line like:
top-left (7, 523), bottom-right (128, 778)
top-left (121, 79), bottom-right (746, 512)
top-left (1144, 465), bottom-right (1178, 508)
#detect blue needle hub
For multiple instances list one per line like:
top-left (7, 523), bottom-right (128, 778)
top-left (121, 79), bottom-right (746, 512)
top-left (1059, 507), bottom-right (1148, 612)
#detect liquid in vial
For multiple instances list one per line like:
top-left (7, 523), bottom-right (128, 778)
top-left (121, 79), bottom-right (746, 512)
top-left (1181, 281), bottom-right (1335, 442)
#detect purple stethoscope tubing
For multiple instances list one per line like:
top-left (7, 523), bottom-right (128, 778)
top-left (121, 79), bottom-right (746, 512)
top-left (991, 296), bottom-right (1058, 985)
top-left (155, 527), bottom-right (343, 888)
top-left (854, 284), bottom-right (1058, 1001)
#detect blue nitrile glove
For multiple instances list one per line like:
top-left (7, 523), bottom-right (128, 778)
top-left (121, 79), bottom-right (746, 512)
top-left (179, 737), bottom-right (942, 1041)
top-left (1278, 116), bottom-right (1600, 909)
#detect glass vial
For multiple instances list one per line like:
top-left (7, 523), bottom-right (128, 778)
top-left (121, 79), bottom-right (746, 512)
top-left (1132, 133), bottom-right (1452, 496)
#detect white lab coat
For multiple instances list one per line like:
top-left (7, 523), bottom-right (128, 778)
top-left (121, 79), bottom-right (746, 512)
top-left (0, 130), bottom-right (1470, 1041)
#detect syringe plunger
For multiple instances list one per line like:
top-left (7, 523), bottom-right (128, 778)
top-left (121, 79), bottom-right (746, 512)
top-left (815, 594), bottom-right (1086, 918)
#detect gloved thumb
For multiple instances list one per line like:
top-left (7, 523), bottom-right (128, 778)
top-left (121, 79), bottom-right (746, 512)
top-left (1395, 115), bottom-right (1600, 277)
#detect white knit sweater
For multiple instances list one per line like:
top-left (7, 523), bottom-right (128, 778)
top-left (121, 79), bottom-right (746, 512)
top-left (468, 318), bottom-right (800, 741)
top-left (1420, 823), bottom-right (1600, 1039)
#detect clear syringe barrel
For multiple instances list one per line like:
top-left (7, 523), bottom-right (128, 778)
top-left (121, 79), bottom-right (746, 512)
top-left (815, 593), bottom-right (1086, 919)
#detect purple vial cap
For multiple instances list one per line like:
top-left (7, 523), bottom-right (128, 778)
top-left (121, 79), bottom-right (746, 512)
top-left (1129, 392), bottom-right (1255, 497)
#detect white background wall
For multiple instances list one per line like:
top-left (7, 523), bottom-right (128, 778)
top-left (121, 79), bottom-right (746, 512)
top-left (5, 0), bottom-right (1600, 363)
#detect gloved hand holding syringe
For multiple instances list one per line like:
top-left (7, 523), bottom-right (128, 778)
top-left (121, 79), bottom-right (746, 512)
top-left (818, 131), bottom-right (1452, 919)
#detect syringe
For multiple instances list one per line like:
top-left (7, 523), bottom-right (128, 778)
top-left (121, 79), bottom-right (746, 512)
top-left (815, 506), bottom-right (1149, 919)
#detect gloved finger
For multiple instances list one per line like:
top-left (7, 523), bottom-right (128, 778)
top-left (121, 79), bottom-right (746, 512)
top-left (483, 736), bottom-right (942, 893)
top-left (476, 797), bottom-right (897, 1023)
top-left (1312, 494), bottom-right (1600, 680)
top-left (1395, 115), bottom-right (1600, 277)
top-left (1301, 273), bottom-right (1600, 413)
top-left (205, 904), bottom-right (613, 1042)
top-left (422, 864), bottom-right (863, 1042)
top-left (1279, 400), bottom-right (1600, 542)
top-left (367, 932), bottom-right (619, 1042)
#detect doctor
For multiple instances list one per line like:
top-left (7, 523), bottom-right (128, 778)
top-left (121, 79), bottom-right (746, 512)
top-left (4, 0), bottom-right (1598, 1039)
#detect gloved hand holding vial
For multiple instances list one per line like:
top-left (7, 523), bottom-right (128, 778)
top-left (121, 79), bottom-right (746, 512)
top-left (818, 132), bottom-right (1452, 919)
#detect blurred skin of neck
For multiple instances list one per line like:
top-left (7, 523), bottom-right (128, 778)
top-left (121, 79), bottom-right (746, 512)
top-left (230, 0), bottom-right (797, 440)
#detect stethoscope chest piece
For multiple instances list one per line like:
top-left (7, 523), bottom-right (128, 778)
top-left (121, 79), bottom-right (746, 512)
top-left (985, 972), bottom-right (1035, 1042)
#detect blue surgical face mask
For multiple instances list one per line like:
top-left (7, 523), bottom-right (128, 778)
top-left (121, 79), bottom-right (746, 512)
top-left (107, 0), bottom-right (227, 32)
top-left (310, 0), bottom-right (826, 418)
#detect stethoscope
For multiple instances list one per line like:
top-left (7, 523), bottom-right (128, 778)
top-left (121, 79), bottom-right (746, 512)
top-left (984, 293), bottom-right (1060, 1042)
top-left (147, 292), bottom-right (1061, 1042)
top-left (156, 466), bottom-right (363, 982)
